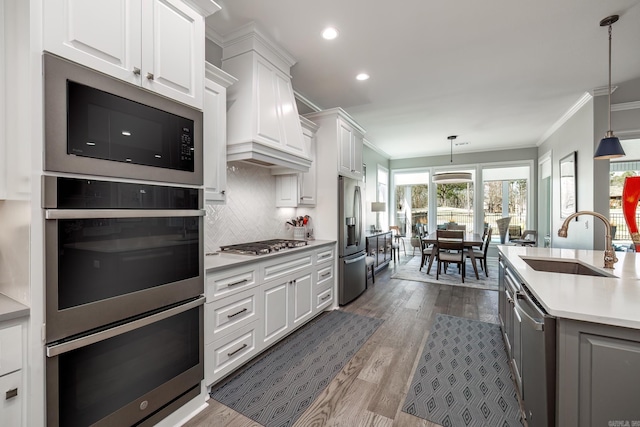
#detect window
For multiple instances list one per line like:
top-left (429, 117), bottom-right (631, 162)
top-left (393, 171), bottom-right (429, 236)
top-left (434, 170), bottom-right (474, 233)
top-left (377, 166), bottom-right (388, 229)
top-left (483, 166), bottom-right (530, 241)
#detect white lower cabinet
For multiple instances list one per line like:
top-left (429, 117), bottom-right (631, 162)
top-left (205, 243), bottom-right (336, 386)
top-left (0, 323), bottom-right (22, 426)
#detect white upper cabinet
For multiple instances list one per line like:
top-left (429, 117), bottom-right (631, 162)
top-left (43, 0), bottom-right (220, 109)
top-left (204, 63), bottom-right (237, 202)
top-left (298, 117), bottom-right (319, 206)
top-left (221, 23), bottom-right (311, 172)
top-left (304, 108), bottom-right (365, 181)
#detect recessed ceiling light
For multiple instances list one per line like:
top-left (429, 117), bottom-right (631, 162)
top-left (321, 27), bottom-right (339, 40)
top-left (356, 73), bottom-right (370, 81)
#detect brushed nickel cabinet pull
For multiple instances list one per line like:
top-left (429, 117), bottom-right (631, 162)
top-left (227, 308), bottom-right (248, 319)
top-left (227, 343), bottom-right (247, 357)
top-left (133, 67), bottom-right (141, 75)
top-left (227, 279), bottom-right (248, 288)
top-left (321, 295), bottom-right (331, 301)
top-left (321, 272), bottom-right (331, 278)
top-left (319, 253), bottom-right (331, 259)
top-left (146, 72), bottom-right (154, 80)
top-left (5, 388), bottom-right (18, 400)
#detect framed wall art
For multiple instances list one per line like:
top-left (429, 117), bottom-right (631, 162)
top-left (560, 151), bottom-right (577, 219)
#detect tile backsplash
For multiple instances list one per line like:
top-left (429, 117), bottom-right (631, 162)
top-left (205, 162), bottom-right (296, 252)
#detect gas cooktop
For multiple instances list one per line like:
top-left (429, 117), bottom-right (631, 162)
top-left (219, 239), bottom-right (308, 255)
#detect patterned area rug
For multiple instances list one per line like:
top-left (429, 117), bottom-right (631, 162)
top-left (402, 314), bottom-right (523, 427)
top-left (391, 256), bottom-right (499, 291)
top-left (210, 310), bottom-right (383, 427)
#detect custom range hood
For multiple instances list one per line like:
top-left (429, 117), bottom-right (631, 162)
top-left (222, 23), bottom-right (311, 172)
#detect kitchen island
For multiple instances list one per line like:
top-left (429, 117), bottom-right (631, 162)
top-left (498, 245), bottom-right (640, 427)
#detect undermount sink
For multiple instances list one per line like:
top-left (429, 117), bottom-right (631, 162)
top-left (520, 257), bottom-right (616, 278)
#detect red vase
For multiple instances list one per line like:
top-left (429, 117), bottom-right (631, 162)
top-left (622, 176), bottom-right (640, 251)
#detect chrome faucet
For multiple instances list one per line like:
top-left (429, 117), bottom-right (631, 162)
top-left (557, 211), bottom-right (618, 269)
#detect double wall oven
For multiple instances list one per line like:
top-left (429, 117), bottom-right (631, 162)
top-left (43, 53), bottom-right (205, 426)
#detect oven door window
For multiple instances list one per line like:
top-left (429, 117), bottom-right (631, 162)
top-left (57, 307), bottom-right (199, 426)
top-left (57, 216), bottom-right (199, 309)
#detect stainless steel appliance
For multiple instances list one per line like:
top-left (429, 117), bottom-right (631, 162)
top-left (514, 287), bottom-right (556, 427)
top-left (219, 239), bottom-right (308, 255)
top-left (44, 176), bottom-right (205, 426)
top-left (44, 53), bottom-right (203, 185)
top-left (338, 175), bottom-right (366, 305)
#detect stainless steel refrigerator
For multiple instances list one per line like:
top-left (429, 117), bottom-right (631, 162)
top-left (338, 175), bottom-right (367, 305)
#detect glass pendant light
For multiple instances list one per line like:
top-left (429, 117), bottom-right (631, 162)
top-left (594, 15), bottom-right (625, 160)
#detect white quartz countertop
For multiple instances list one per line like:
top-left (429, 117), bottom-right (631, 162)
top-left (498, 245), bottom-right (640, 329)
top-left (0, 294), bottom-right (29, 322)
top-left (205, 240), bottom-right (336, 272)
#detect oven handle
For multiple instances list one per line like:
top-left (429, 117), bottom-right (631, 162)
top-left (45, 209), bottom-right (205, 220)
top-left (46, 296), bottom-right (205, 357)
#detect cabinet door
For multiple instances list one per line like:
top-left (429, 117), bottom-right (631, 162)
top-left (351, 131), bottom-right (364, 179)
top-left (299, 129), bottom-right (317, 206)
top-left (141, 0), bottom-right (204, 108)
top-left (338, 119), bottom-right (354, 176)
top-left (290, 272), bottom-right (313, 327)
top-left (43, 0), bottom-right (142, 85)
top-left (275, 175), bottom-right (299, 208)
top-left (204, 76), bottom-right (227, 202)
top-left (0, 371), bottom-right (22, 427)
top-left (263, 280), bottom-right (289, 345)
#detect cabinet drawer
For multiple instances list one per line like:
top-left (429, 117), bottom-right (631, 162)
top-left (315, 287), bottom-right (333, 311)
top-left (0, 370), bottom-right (22, 427)
top-left (0, 325), bottom-right (21, 376)
top-left (315, 247), bottom-right (334, 264)
top-left (205, 288), bottom-right (261, 344)
top-left (263, 253), bottom-right (312, 282)
top-left (316, 265), bottom-right (334, 287)
top-left (205, 321), bottom-right (260, 386)
top-left (206, 265), bottom-right (259, 302)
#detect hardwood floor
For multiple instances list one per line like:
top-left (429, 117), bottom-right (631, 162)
top-left (185, 255), bottom-right (499, 427)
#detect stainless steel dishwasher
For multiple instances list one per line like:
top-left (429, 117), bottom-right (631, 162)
top-left (514, 287), bottom-right (556, 427)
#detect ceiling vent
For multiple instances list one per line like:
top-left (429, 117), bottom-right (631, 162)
top-left (222, 23), bottom-right (311, 172)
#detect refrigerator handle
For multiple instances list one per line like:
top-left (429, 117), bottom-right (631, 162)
top-left (354, 185), bottom-right (362, 246)
top-left (344, 253), bottom-right (366, 264)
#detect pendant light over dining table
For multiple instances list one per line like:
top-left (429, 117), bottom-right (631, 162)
top-left (432, 135), bottom-right (473, 183)
top-left (594, 14), bottom-right (625, 160)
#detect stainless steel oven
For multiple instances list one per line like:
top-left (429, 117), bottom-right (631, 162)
top-left (46, 297), bottom-right (204, 427)
top-left (43, 176), bottom-right (204, 341)
top-left (44, 176), bottom-right (205, 426)
top-left (44, 53), bottom-right (203, 186)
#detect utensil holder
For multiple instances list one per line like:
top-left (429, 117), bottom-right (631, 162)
top-left (293, 226), bottom-right (306, 240)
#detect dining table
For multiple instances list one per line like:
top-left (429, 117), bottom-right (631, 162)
top-left (421, 231), bottom-right (484, 280)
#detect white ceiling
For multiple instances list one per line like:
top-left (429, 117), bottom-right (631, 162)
top-left (206, 0), bottom-right (640, 159)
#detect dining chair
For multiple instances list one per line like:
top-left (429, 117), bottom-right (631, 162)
top-left (389, 225), bottom-right (406, 256)
top-left (468, 227), bottom-right (492, 277)
top-left (365, 255), bottom-right (375, 283)
top-left (436, 229), bottom-right (466, 282)
top-left (418, 235), bottom-right (435, 270)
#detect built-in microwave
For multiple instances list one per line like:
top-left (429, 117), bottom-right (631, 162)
top-left (44, 53), bottom-right (203, 186)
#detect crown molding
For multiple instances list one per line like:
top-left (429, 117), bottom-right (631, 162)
top-left (364, 139), bottom-right (391, 159)
top-left (205, 62), bottom-right (238, 87)
top-left (205, 25), bottom-right (224, 46)
top-left (611, 101), bottom-right (640, 112)
top-left (537, 92), bottom-right (593, 146)
top-left (222, 22), bottom-right (297, 72)
top-left (590, 85), bottom-right (618, 96)
top-left (182, 0), bottom-right (221, 17)
top-left (293, 90), bottom-right (322, 113)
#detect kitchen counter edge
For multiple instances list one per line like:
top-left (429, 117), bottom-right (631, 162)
top-left (0, 293), bottom-right (30, 322)
top-left (498, 245), bottom-right (640, 330)
top-left (205, 240), bottom-right (337, 272)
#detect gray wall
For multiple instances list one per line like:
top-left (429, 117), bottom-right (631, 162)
top-left (363, 144), bottom-right (391, 230)
top-left (390, 147), bottom-right (538, 169)
top-left (205, 38), bottom-right (223, 68)
top-left (538, 77), bottom-right (640, 251)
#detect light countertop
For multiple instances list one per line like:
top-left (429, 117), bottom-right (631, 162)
top-left (498, 245), bottom-right (640, 329)
top-left (0, 294), bottom-right (29, 323)
top-left (205, 240), bottom-right (336, 272)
